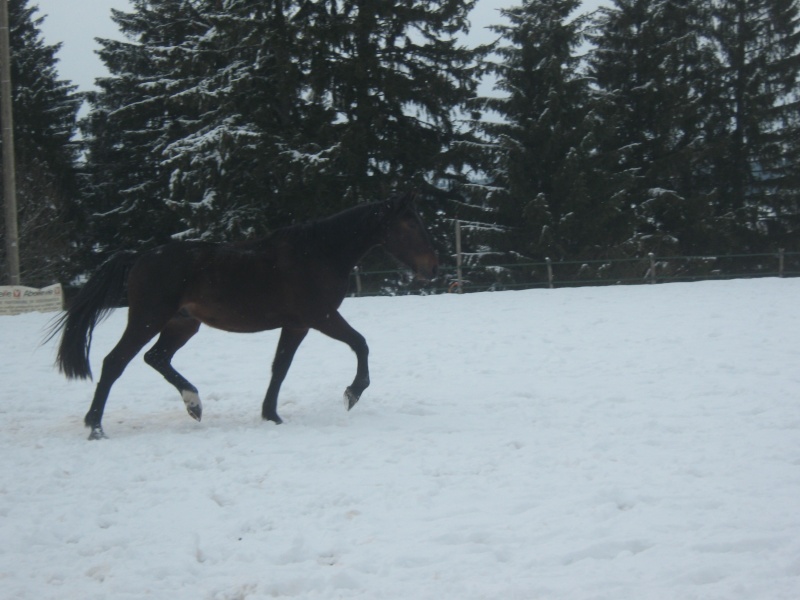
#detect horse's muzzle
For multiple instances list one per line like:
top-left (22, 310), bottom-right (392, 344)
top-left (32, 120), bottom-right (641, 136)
top-left (415, 257), bottom-right (439, 282)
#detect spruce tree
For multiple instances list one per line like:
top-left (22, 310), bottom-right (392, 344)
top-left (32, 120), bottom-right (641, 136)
top-left (301, 0), bottom-right (485, 203)
top-left (0, 0), bottom-right (81, 285)
top-left (589, 0), bottom-right (721, 255)
top-left (83, 0), bottom-right (486, 275)
top-left (161, 0), bottom-right (335, 237)
top-left (473, 0), bottom-right (614, 261)
top-left (709, 0), bottom-right (800, 251)
top-left (85, 0), bottom-right (336, 247)
top-left (80, 0), bottom-right (209, 257)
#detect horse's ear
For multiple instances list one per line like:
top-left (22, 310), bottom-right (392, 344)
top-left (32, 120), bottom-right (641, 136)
top-left (390, 190), bottom-right (417, 213)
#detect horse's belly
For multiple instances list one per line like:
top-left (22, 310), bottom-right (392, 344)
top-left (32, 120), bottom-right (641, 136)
top-left (183, 302), bottom-right (286, 333)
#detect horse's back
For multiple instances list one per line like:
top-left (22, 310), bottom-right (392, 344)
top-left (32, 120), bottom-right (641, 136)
top-left (126, 239), bottom-right (297, 332)
top-left (125, 235), bottom-right (350, 333)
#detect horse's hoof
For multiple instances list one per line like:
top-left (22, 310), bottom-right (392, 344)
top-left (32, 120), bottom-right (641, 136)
top-left (263, 413), bottom-right (283, 425)
top-left (87, 426), bottom-right (107, 441)
top-left (186, 404), bottom-right (202, 422)
top-left (182, 390), bottom-right (202, 422)
top-left (344, 387), bottom-right (360, 411)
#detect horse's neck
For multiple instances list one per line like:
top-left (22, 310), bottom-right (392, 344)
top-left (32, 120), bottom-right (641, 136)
top-left (313, 204), bottom-right (385, 270)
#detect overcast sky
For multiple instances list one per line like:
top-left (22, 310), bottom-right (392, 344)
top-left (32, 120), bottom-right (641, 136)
top-left (33, 0), bottom-right (607, 94)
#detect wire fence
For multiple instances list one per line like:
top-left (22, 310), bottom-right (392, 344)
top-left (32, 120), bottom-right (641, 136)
top-left (350, 250), bottom-right (800, 296)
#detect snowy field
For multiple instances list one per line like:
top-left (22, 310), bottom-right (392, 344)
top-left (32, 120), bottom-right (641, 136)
top-left (1, 279), bottom-right (799, 600)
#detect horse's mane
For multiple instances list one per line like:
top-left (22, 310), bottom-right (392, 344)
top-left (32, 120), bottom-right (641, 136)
top-left (267, 201), bottom-right (390, 246)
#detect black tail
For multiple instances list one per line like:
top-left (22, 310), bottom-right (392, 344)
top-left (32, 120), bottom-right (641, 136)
top-left (46, 252), bottom-right (138, 380)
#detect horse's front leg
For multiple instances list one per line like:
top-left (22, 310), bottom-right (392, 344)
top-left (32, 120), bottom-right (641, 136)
top-left (262, 326), bottom-right (308, 424)
top-left (315, 312), bottom-right (370, 410)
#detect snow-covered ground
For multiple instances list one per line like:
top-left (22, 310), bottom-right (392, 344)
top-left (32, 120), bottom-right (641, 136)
top-left (1, 279), bottom-right (799, 599)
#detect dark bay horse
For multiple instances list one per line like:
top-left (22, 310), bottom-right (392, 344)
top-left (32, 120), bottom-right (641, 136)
top-left (49, 192), bottom-right (438, 439)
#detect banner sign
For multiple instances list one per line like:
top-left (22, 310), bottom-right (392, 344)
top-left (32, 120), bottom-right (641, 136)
top-left (0, 284), bottom-right (63, 315)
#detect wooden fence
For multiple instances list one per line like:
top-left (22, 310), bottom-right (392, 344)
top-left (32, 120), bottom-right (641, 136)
top-left (350, 249), bottom-right (800, 296)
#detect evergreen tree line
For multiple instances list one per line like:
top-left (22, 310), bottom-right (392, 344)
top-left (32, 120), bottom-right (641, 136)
top-left (0, 0), bottom-right (80, 285)
top-left (2, 0), bottom-right (799, 287)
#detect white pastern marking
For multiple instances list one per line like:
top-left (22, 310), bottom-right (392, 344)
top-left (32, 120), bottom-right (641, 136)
top-left (182, 390), bottom-right (202, 410)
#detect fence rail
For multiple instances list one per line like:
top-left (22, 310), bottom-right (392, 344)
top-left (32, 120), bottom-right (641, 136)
top-left (350, 250), bottom-right (800, 296)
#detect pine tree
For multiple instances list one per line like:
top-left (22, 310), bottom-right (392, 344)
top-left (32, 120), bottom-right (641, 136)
top-left (0, 0), bottom-right (81, 285)
top-left (80, 0), bottom-right (210, 258)
top-left (709, 0), bottom-right (800, 251)
top-left (162, 0), bottom-right (331, 238)
top-left (84, 0), bottom-right (335, 248)
top-left (473, 0), bottom-right (615, 261)
top-left (301, 0), bottom-right (485, 203)
top-left (293, 0), bottom-right (488, 281)
top-left (589, 0), bottom-right (722, 255)
top-left (83, 0), bottom-right (486, 276)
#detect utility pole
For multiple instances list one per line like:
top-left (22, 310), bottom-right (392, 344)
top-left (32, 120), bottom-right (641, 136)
top-left (0, 0), bottom-right (20, 284)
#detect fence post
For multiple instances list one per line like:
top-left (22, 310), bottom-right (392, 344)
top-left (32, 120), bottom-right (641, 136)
top-left (354, 266), bottom-right (362, 296)
top-left (546, 257), bottom-right (553, 289)
top-left (648, 253), bottom-right (656, 284)
top-left (779, 248), bottom-right (785, 278)
top-left (455, 219), bottom-right (463, 293)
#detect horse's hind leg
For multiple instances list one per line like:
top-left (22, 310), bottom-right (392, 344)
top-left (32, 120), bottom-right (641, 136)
top-left (85, 323), bottom-right (162, 439)
top-left (144, 314), bottom-right (203, 421)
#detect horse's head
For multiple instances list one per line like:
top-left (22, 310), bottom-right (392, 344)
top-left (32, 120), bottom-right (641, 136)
top-left (382, 192), bottom-right (439, 281)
